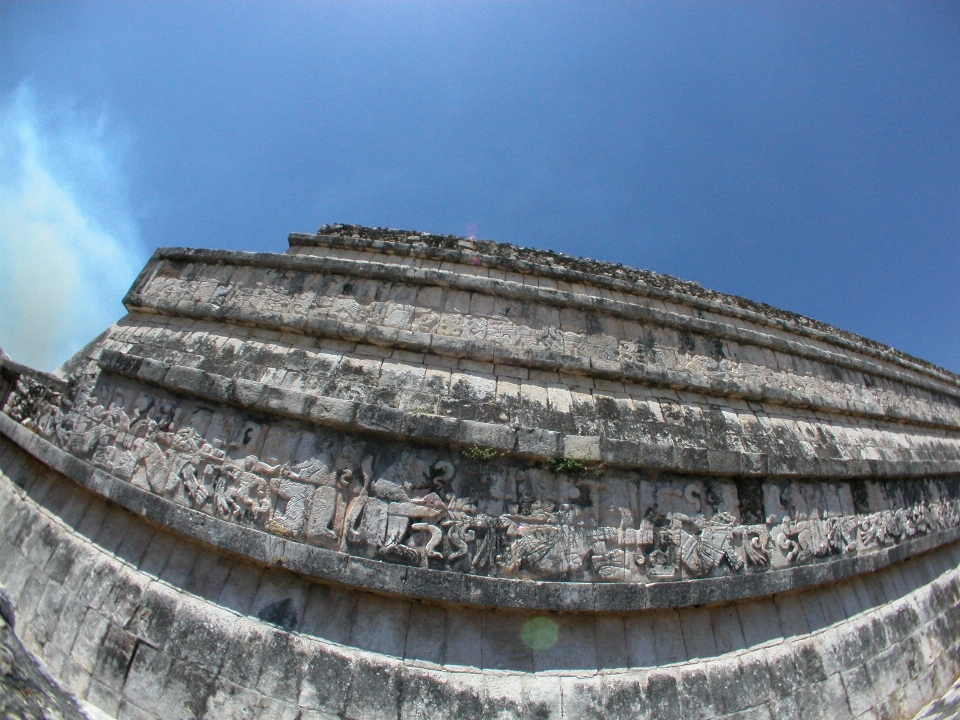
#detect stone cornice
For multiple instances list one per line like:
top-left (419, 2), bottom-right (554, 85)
top-left (124, 247), bottom-right (960, 418)
top-left (118, 298), bottom-right (960, 434)
top-left (291, 231), bottom-right (960, 391)
top-left (97, 348), bottom-right (960, 479)
top-left (0, 356), bottom-right (67, 394)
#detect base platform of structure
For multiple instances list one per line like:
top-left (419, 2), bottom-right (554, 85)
top-left (3, 433), bottom-right (960, 720)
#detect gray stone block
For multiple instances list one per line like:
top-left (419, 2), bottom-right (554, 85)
top-left (602, 674), bottom-right (647, 719)
top-left (711, 604), bottom-right (747, 654)
top-left (232, 378), bottom-right (266, 406)
top-left (403, 601), bottom-right (447, 664)
top-left (16, 571), bottom-right (49, 632)
top-left (562, 434), bottom-right (601, 462)
top-left (459, 419), bottom-right (516, 451)
top-left (344, 656), bottom-right (401, 720)
top-left (645, 670), bottom-right (683, 719)
top-left (624, 612), bottom-right (658, 667)
top-left (23, 580), bottom-right (66, 649)
top-left (155, 657), bottom-right (216, 720)
top-left (444, 607), bottom-right (482, 668)
top-left (679, 606), bottom-right (718, 660)
top-left (356, 403), bottom-right (405, 436)
top-left (166, 601), bottom-right (231, 673)
top-left (707, 656), bottom-right (747, 716)
top-left (256, 629), bottom-right (306, 702)
top-left (401, 412), bottom-right (459, 442)
top-left (737, 599), bottom-right (784, 647)
top-left (86, 677), bottom-right (123, 716)
top-left (349, 593), bottom-right (411, 657)
top-left (678, 663), bottom-right (717, 719)
top-left (121, 642), bottom-right (172, 709)
top-left (479, 611), bottom-right (535, 671)
top-left (42, 596), bottom-right (89, 673)
top-left (299, 583), bottom-right (357, 646)
top-left (299, 643), bottom-right (354, 715)
top-left (595, 615), bottom-right (629, 669)
top-left (794, 673), bottom-right (852, 720)
top-left (69, 609), bottom-right (112, 675)
top-left (402, 668), bottom-right (486, 720)
top-left (560, 676), bottom-right (606, 720)
top-left (185, 550), bottom-right (233, 602)
top-left (516, 427), bottom-right (561, 457)
top-left (98, 571), bottom-right (148, 628)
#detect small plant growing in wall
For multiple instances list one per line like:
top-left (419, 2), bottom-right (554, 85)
top-left (548, 456), bottom-right (603, 478)
top-left (462, 446), bottom-right (501, 462)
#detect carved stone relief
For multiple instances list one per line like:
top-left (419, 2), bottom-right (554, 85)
top-left (3, 377), bottom-right (61, 431)
top-left (17, 374), bottom-right (960, 585)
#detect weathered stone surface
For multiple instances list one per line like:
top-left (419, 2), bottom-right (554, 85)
top-left (3, 224), bottom-right (960, 718)
top-left (0, 592), bottom-right (93, 719)
top-left (914, 674), bottom-right (960, 720)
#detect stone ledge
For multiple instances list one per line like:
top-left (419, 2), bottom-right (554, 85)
top-left (123, 293), bottom-right (960, 434)
top-left (128, 247), bottom-right (960, 407)
top-left (4, 449), bottom-right (960, 720)
top-left (96, 348), bottom-right (960, 479)
top-left (0, 355), bottom-right (67, 394)
top-left (4, 410), bottom-right (960, 612)
top-left (289, 231), bottom-right (960, 392)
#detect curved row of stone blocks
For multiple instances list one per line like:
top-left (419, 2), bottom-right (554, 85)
top-left (2, 430), bottom-right (959, 719)
top-left (1, 224), bottom-right (959, 718)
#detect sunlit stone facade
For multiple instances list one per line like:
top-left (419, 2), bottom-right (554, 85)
top-left (2, 224), bottom-right (959, 719)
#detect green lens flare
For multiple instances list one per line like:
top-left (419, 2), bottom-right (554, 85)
top-left (521, 616), bottom-right (559, 651)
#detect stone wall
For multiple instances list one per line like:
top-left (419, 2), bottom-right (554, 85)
top-left (0, 588), bottom-right (91, 720)
top-left (3, 224), bottom-right (960, 718)
top-left (3, 435), bottom-right (960, 719)
top-left (117, 241), bottom-right (960, 477)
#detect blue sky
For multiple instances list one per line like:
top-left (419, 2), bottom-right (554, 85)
top-left (1, 2), bottom-right (959, 373)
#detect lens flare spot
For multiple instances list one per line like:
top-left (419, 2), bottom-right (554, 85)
top-left (521, 616), bottom-right (559, 651)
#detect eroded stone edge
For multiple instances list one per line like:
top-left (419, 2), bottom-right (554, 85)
top-left (136, 246), bottom-right (960, 403)
top-left (97, 348), bottom-right (960, 480)
top-left (290, 230), bottom-right (960, 390)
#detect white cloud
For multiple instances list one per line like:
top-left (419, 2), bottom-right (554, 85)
top-left (0, 83), bottom-right (145, 372)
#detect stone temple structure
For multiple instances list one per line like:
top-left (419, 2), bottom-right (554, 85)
top-left (2, 224), bottom-right (960, 719)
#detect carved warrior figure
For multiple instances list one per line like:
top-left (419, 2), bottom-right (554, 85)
top-left (590, 508), bottom-right (645, 582)
top-left (776, 511), bottom-right (858, 563)
top-left (500, 501), bottom-right (591, 578)
top-left (3, 377), bottom-right (60, 429)
top-left (23, 381), bottom-right (960, 585)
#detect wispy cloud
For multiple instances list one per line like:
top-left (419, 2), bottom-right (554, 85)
top-left (0, 83), bottom-right (145, 372)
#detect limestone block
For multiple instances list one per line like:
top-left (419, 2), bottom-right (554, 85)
top-left (562, 435), bottom-right (601, 462)
top-left (459, 420), bottom-right (516, 451)
top-left (516, 427), bottom-right (561, 458)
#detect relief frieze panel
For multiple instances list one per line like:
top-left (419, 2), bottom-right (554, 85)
top-left (18, 374), bottom-right (960, 586)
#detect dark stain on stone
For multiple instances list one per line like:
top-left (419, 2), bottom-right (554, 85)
top-left (704, 481), bottom-right (725, 514)
top-left (258, 597), bottom-right (298, 630)
top-left (850, 480), bottom-right (870, 516)
top-left (585, 312), bottom-right (603, 337)
top-left (734, 476), bottom-right (765, 524)
top-left (713, 338), bottom-right (726, 359)
top-left (679, 331), bottom-right (697, 353)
